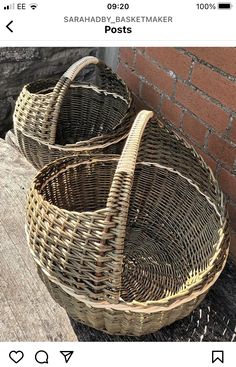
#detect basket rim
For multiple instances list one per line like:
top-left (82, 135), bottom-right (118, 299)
top-left (28, 156), bottom-right (228, 305)
top-left (22, 82), bottom-right (131, 104)
top-left (29, 241), bottom-right (229, 314)
top-left (32, 155), bottom-right (225, 220)
top-left (15, 127), bottom-right (130, 151)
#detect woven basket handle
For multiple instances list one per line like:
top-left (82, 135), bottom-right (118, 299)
top-left (113, 110), bottom-right (154, 177)
top-left (107, 110), bottom-right (154, 207)
top-left (104, 110), bottom-right (154, 302)
top-left (48, 56), bottom-right (100, 144)
top-left (62, 56), bottom-right (99, 81)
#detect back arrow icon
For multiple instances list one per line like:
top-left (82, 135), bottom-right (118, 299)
top-left (6, 21), bottom-right (13, 32)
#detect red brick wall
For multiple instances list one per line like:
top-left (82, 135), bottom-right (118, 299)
top-left (117, 47), bottom-right (236, 260)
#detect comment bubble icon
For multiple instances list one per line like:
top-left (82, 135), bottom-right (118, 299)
top-left (35, 350), bottom-right (49, 364)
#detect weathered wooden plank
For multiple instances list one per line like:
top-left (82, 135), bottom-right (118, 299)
top-left (0, 291), bottom-right (26, 341)
top-left (0, 138), bottom-right (76, 341)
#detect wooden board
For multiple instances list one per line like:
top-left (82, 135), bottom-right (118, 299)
top-left (0, 138), bottom-right (76, 341)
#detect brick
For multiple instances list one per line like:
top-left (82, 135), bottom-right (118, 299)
top-left (182, 113), bottom-right (207, 145)
top-left (119, 48), bottom-right (135, 67)
top-left (136, 47), bottom-right (145, 54)
top-left (135, 54), bottom-right (174, 96)
top-left (117, 64), bottom-right (139, 95)
top-left (185, 48), bottom-right (236, 77)
top-left (228, 202), bottom-right (236, 232)
top-left (208, 134), bottom-right (236, 168)
top-left (230, 117), bottom-right (236, 144)
top-left (132, 94), bottom-right (149, 111)
top-left (161, 97), bottom-right (182, 127)
top-left (192, 63), bottom-right (236, 111)
top-left (140, 83), bottom-right (161, 109)
top-left (176, 81), bottom-right (229, 133)
top-left (146, 48), bottom-right (192, 79)
top-left (196, 148), bottom-right (217, 173)
top-left (218, 167), bottom-right (236, 202)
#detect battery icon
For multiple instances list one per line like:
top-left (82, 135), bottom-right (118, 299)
top-left (218, 3), bottom-right (232, 8)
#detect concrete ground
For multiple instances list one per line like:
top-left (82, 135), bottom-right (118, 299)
top-left (0, 138), bottom-right (76, 341)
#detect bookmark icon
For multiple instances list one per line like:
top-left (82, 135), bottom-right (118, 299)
top-left (212, 350), bottom-right (224, 364)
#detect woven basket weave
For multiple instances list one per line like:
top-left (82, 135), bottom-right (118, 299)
top-left (26, 110), bottom-right (230, 336)
top-left (14, 56), bottom-right (134, 169)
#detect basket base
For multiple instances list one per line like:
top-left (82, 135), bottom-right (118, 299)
top-left (69, 259), bottom-right (236, 340)
top-left (35, 224), bottom-right (229, 336)
top-left (121, 227), bottom-right (191, 303)
top-left (37, 265), bottom-right (207, 336)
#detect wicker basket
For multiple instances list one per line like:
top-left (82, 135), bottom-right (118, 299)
top-left (26, 110), bottom-right (230, 336)
top-left (14, 56), bottom-right (134, 169)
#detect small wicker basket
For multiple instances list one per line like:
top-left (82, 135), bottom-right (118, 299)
top-left (26, 110), bottom-right (230, 336)
top-left (14, 56), bottom-right (134, 169)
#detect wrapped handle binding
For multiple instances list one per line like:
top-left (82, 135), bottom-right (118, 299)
top-left (107, 110), bottom-right (154, 207)
top-left (63, 56), bottom-right (99, 81)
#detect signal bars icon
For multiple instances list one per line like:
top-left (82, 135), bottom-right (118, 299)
top-left (4, 3), bottom-right (14, 10)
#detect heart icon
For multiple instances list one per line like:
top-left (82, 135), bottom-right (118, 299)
top-left (9, 351), bottom-right (24, 364)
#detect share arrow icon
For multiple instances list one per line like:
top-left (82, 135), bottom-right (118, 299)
top-left (60, 351), bottom-right (74, 363)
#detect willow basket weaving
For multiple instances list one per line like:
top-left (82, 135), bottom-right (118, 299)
top-left (14, 56), bottom-right (134, 169)
top-left (26, 110), bottom-right (230, 336)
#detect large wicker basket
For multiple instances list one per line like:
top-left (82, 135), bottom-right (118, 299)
top-left (26, 110), bottom-right (230, 336)
top-left (14, 56), bottom-right (134, 169)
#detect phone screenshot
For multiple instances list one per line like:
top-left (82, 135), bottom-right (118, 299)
top-left (0, 1), bottom-right (235, 366)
